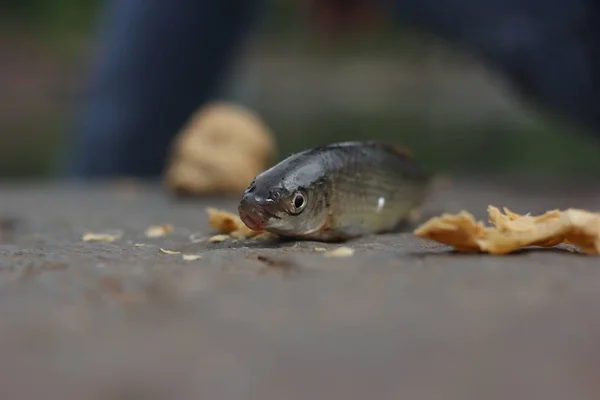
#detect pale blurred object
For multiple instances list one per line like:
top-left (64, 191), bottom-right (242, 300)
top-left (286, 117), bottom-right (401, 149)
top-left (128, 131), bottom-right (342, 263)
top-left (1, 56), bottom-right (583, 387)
top-left (414, 206), bottom-right (600, 255)
top-left (164, 102), bottom-right (277, 196)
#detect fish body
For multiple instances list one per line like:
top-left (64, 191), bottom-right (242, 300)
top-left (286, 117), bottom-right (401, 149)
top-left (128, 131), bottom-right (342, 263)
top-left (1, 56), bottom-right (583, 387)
top-left (238, 141), bottom-right (433, 241)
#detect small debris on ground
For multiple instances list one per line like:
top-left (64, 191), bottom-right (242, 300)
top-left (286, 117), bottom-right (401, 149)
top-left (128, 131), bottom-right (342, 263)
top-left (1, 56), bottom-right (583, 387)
top-left (182, 254), bottom-right (202, 261)
top-left (145, 224), bottom-right (173, 238)
top-left (206, 207), bottom-right (277, 240)
top-left (82, 232), bottom-right (122, 242)
top-left (314, 247), bottom-right (327, 252)
top-left (324, 247), bottom-right (355, 258)
top-left (414, 205), bottom-right (600, 255)
top-left (160, 248), bottom-right (181, 255)
top-left (209, 234), bottom-right (230, 243)
top-left (134, 243), bottom-right (146, 247)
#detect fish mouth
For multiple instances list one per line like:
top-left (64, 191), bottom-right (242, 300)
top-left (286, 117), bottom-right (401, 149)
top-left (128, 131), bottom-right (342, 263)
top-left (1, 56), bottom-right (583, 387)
top-left (238, 200), bottom-right (280, 231)
top-left (239, 210), bottom-right (267, 231)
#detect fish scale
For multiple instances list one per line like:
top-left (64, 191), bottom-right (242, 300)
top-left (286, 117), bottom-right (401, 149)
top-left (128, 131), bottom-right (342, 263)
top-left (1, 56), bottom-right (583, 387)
top-left (329, 145), bottom-right (432, 236)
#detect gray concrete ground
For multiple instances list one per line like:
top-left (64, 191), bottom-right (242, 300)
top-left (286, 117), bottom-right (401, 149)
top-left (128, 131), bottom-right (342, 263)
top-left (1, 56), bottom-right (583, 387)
top-left (1, 178), bottom-right (600, 400)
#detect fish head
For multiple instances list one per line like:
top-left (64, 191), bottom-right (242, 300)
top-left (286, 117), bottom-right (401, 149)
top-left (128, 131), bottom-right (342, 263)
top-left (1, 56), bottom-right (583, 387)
top-left (238, 166), bottom-right (330, 236)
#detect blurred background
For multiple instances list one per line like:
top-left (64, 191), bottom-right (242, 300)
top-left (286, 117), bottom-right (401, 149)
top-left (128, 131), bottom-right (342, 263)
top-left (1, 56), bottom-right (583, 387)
top-left (1, 0), bottom-right (599, 179)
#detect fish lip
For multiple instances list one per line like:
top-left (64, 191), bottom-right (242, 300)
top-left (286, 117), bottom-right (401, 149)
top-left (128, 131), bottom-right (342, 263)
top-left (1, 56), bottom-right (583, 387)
top-left (239, 211), bottom-right (265, 231)
top-left (238, 199), bottom-right (280, 231)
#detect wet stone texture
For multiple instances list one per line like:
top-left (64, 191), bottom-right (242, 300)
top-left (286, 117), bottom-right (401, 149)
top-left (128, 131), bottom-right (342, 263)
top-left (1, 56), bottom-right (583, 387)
top-left (0, 178), bottom-right (600, 400)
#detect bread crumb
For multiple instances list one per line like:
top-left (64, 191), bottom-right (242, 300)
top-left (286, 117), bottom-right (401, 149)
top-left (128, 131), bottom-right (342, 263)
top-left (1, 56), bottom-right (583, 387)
top-left (163, 102), bottom-right (277, 196)
top-left (160, 248), bottom-right (181, 255)
top-left (209, 234), bottom-right (230, 243)
top-left (414, 205), bottom-right (600, 255)
top-left (82, 232), bottom-right (122, 242)
top-left (206, 208), bottom-right (277, 240)
top-left (145, 224), bottom-right (173, 238)
top-left (324, 247), bottom-right (355, 258)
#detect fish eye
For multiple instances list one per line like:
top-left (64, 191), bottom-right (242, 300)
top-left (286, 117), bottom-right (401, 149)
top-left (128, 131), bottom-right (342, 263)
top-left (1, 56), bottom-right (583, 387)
top-left (290, 191), bottom-right (307, 214)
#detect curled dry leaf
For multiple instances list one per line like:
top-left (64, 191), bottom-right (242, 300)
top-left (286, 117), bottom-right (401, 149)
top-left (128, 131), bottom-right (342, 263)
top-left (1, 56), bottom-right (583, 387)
top-left (324, 247), bottom-right (355, 258)
top-left (145, 224), bottom-right (173, 238)
top-left (206, 207), bottom-right (277, 240)
top-left (82, 232), bottom-right (122, 242)
top-left (160, 248), bottom-right (181, 255)
top-left (414, 205), bottom-right (600, 255)
top-left (182, 254), bottom-right (202, 261)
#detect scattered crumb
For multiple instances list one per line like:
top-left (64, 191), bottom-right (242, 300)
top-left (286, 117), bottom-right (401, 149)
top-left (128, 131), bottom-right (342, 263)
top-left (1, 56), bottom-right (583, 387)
top-left (145, 224), bottom-right (173, 238)
top-left (182, 254), bottom-right (202, 261)
top-left (206, 208), bottom-right (278, 240)
top-left (134, 243), bottom-right (146, 247)
top-left (314, 247), bottom-right (327, 252)
top-left (207, 207), bottom-right (242, 234)
top-left (414, 205), bottom-right (600, 255)
top-left (324, 247), bottom-right (355, 258)
top-left (209, 234), bottom-right (230, 243)
top-left (160, 248), bottom-right (181, 255)
top-left (82, 232), bottom-right (122, 242)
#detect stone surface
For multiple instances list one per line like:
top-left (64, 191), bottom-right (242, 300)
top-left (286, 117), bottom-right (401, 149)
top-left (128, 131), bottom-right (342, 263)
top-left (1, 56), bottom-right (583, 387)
top-left (0, 178), bottom-right (600, 400)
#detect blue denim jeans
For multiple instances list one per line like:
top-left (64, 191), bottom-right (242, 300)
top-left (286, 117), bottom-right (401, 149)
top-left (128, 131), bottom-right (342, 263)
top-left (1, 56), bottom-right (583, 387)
top-left (60, 0), bottom-right (599, 179)
top-left (59, 0), bottom-right (262, 178)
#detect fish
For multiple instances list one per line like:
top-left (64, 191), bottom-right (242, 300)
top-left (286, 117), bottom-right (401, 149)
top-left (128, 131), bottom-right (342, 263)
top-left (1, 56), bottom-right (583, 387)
top-left (237, 140), bottom-right (434, 241)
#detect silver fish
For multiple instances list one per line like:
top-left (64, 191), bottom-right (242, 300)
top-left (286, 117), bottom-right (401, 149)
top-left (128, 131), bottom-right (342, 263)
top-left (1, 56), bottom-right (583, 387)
top-left (238, 141), bottom-right (433, 241)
